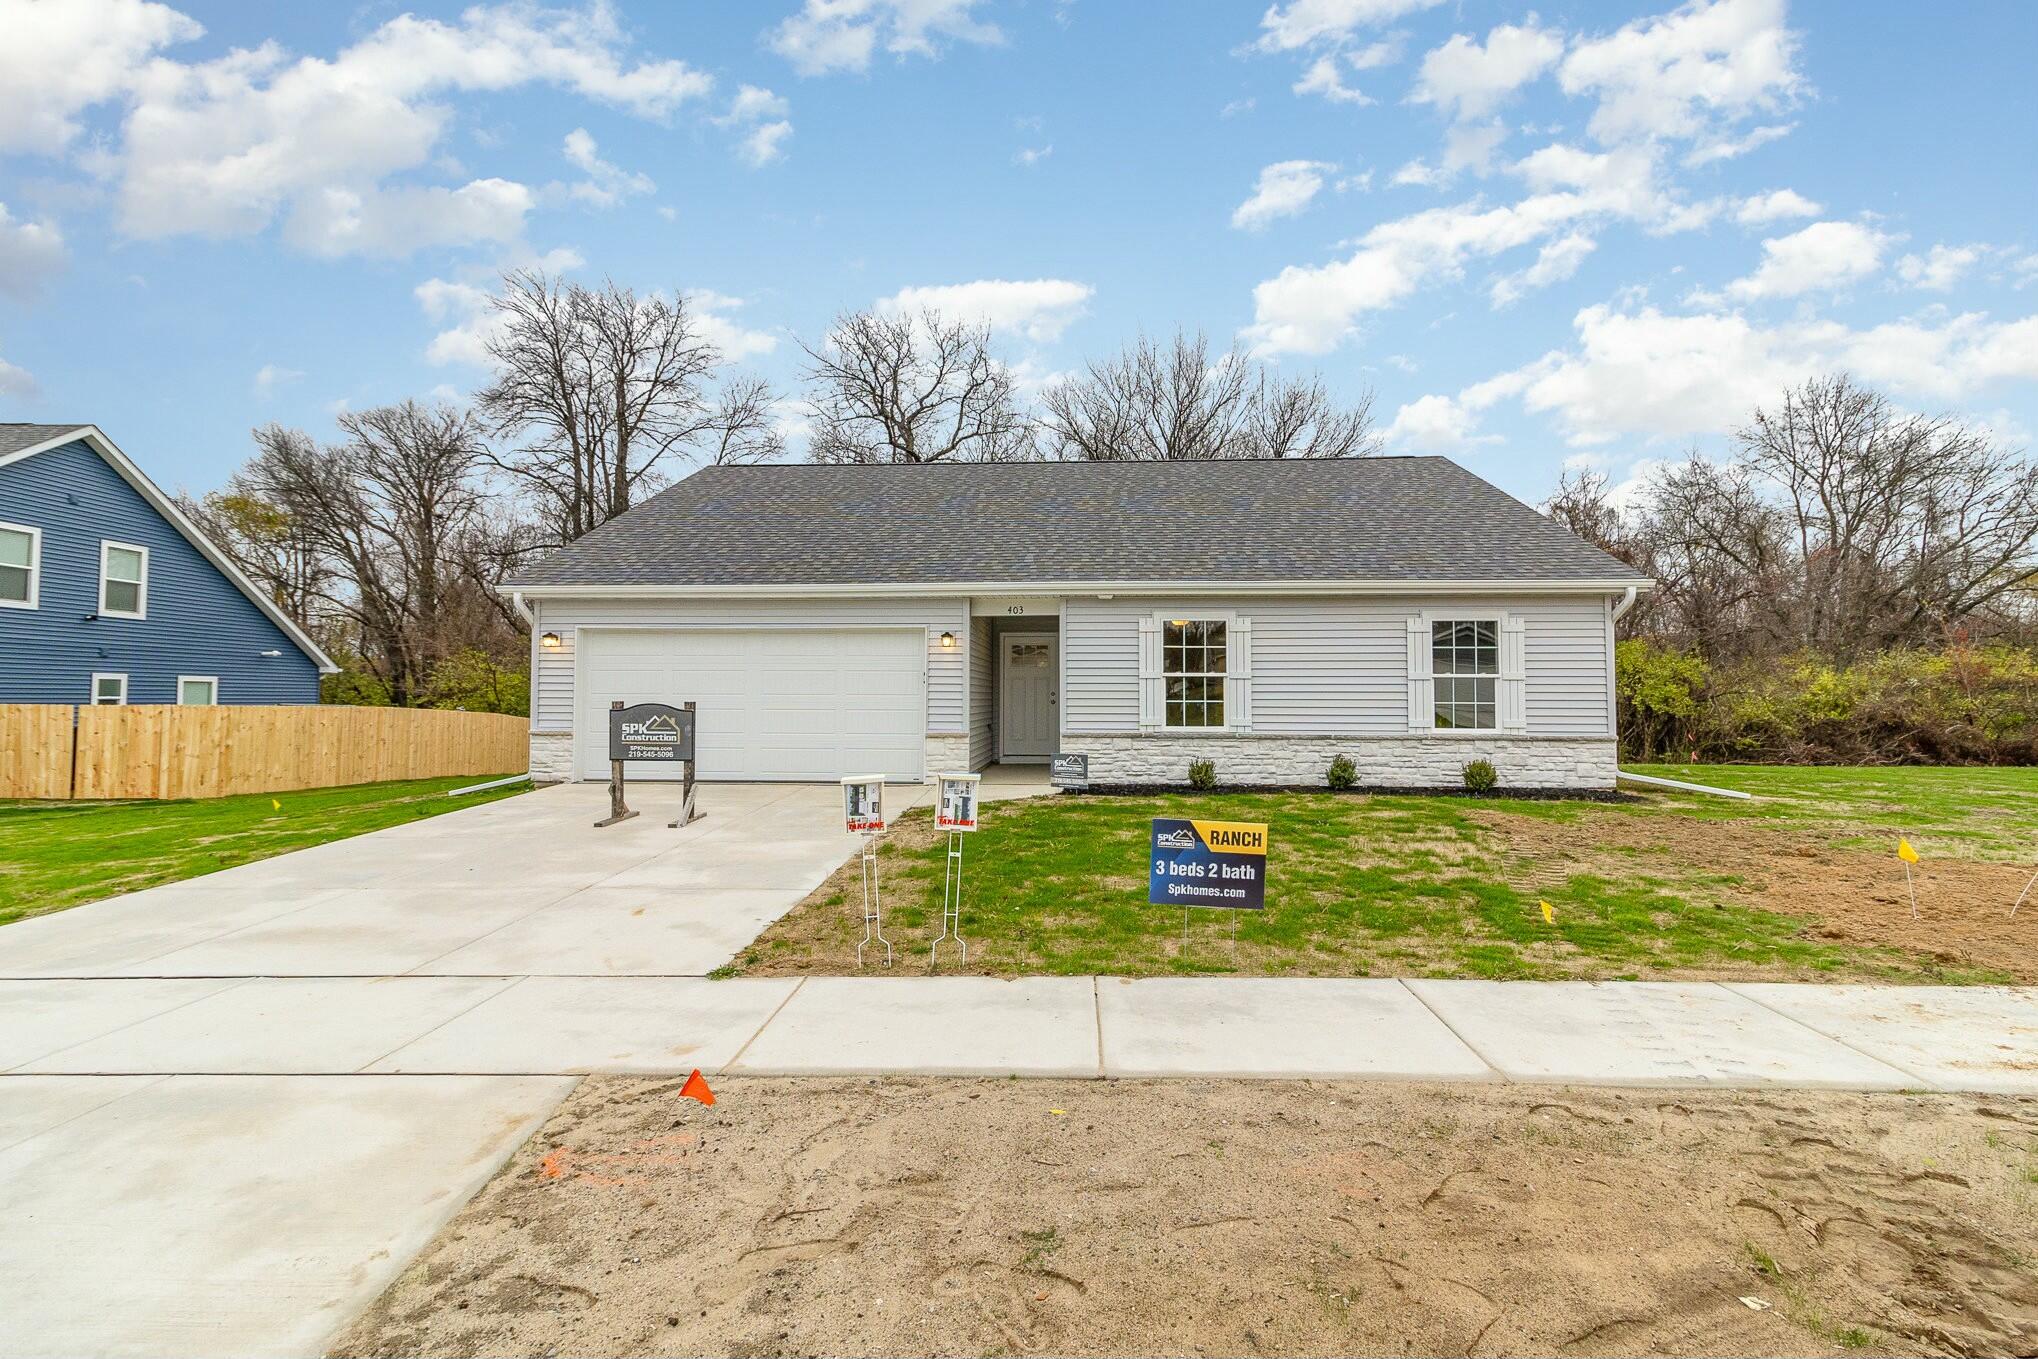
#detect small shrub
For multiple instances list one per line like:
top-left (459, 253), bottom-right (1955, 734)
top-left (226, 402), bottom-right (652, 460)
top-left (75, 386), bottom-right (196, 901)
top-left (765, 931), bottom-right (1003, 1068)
top-left (1187, 758), bottom-right (1217, 790)
top-left (1462, 758), bottom-right (1498, 794)
top-left (1325, 753), bottom-right (1356, 790)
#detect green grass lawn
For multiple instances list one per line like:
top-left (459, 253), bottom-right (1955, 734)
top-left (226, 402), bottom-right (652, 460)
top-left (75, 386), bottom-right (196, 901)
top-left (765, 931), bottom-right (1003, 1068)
top-left (0, 776), bottom-right (528, 926)
top-left (731, 764), bottom-right (2037, 983)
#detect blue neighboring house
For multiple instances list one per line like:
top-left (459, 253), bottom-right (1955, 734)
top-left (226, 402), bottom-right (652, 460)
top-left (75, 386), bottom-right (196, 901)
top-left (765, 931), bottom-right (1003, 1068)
top-left (0, 423), bottom-right (335, 706)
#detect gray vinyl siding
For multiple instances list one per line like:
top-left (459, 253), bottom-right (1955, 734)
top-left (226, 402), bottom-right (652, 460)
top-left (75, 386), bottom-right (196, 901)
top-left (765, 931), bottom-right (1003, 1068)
top-left (968, 618), bottom-right (994, 769)
top-left (530, 595), bottom-right (967, 734)
top-left (1062, 594), bottom-right (1612, 738)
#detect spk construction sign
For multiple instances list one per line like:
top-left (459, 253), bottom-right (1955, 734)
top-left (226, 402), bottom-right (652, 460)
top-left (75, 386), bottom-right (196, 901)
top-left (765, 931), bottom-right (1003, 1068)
top-left (1148, 818), bottom-right (1268, 910)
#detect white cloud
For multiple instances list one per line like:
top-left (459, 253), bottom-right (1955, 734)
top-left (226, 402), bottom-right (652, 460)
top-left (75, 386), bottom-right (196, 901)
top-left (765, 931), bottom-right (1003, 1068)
top-left (714, 85), bottom-right (793, 166)
top-left (1232, 160), bottom-right (1334, 231)
top-left (1733, 187), bottom-right (1819, 224)
top-left (0, 0), bottom-right (201, 154)
top-left (1293, 55), bottom-right (1373, 105)
top-left (770, 0), bottom-right (1001, 76)
top-left (1015, 144), bottom-right (1053, 167)
top-left (1383, 392), bottom-right (1495, 450)
top-left (416, 277), bottom-right (499, 367)
top-left (1221, 97), bottom-right (1257, 117)
top-left (1255, 0), bottom-right (1444, 53)
top-left (563, 128), bottom-right (655, 207)
top-left (1723, 220), bottom-right (1892, 301)
top-left (1389, 121), bottom-right (1508, 188)
top-left (288, 180), bottom-right (536, 258)
top-left (88, 3), bottom-right (709, 255)
top-left (1245, 142), bottom-right (1700, 354)
top-left (1443, 302), bottom-right (2038, 447)
top-left (1558, 0), bottom-right (1803, 147)
top-left (1490, 231), bottom-right (1595, 307)
top-left (253, 363), bottom-right (303, 391)
top-left (0, 203), bottom-right (67, 300)
top-left (687, 289), bottom-right (778, 360)
top-left (1411, 21), bottom-right (1564, 123)
top-left (1896, 243), bottom-right (1983, 292)
top-left (877, 278), bottom-right (1094, 343)
top-left (0, 348), bottom-right (37, 400)
top-left (1683, 120), bottom-right (1793, 166)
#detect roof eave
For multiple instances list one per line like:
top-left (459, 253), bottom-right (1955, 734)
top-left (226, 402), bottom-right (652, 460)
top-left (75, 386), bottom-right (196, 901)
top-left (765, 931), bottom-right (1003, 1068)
top-left (501, 576), bottom-right (1655, 599)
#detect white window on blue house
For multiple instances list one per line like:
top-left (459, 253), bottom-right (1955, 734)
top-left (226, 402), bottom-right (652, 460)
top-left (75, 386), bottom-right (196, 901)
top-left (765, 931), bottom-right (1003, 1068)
top-left (91, 673), bottom-right (128, 705)
top-left (0, 522), bottom-right (38, 609)
top-left (178, 676), bottom-right (218, 706)
top-left (99, 541), bottom-right (149, 619)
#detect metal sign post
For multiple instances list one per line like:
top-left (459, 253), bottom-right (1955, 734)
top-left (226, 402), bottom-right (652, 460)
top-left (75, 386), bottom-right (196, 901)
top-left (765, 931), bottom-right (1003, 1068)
top-left (668, 700), bottom-right (702, 830)
top-left (598, 700), bottom-right (697, 829)
top-left (931, 772), bottom-right (980, 968)
top-left (842, 776), bottom-right (891, 967)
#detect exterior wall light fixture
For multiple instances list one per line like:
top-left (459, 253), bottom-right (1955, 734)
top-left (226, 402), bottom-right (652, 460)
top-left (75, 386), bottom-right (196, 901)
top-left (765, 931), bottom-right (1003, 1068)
top-left (939, 631), bottom-right (957, 649)
top-left (540, 631), bottom-right (563, 650)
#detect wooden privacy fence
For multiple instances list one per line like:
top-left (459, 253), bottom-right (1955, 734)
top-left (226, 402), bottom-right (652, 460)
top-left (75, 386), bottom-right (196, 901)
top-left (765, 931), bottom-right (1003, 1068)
top-left (0, 704), bottom-right (528, 801)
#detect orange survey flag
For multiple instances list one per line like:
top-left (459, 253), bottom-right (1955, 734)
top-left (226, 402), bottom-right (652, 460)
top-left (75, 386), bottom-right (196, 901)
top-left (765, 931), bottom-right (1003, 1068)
top-left (680, 1069), bottom-right (715, 1106)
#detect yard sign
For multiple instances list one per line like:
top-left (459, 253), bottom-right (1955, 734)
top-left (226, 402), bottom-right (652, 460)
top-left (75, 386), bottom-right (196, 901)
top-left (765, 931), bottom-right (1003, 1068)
top-left (1148, 818), bottom-right (1269, 910)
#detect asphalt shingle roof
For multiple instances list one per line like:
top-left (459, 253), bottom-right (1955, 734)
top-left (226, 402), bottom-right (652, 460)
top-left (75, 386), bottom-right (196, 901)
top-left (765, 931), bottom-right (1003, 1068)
top-left (509, 456), bottom-right (1649, 589)
top-left (0, 423), bottom-right (86, 458)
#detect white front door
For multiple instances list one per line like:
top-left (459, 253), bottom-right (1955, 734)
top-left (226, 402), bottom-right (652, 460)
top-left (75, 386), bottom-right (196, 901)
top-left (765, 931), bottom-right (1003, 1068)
top-left (999, 634), bottom-right (1058, 761)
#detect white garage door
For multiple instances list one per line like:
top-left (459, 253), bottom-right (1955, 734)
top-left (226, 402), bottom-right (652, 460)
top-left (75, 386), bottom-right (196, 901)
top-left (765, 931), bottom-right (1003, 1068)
top-left (577, 628), bottom-right (926, 782)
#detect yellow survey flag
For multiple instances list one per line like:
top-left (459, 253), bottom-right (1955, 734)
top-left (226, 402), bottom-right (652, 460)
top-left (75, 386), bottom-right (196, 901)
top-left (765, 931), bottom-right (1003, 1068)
top-left (1897, 837), bottom-right (1919, 864)
top-left (271, 798), bottom-right (281, 812)
top-left (1540, 899), bottom-right (1554, 924)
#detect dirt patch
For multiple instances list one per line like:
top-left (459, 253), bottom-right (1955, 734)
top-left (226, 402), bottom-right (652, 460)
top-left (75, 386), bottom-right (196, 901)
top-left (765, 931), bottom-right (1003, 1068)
top-left (1480, 808), bottom-right (2038, 984)
top-left (334, 1077), bottom-right (2038, 1358)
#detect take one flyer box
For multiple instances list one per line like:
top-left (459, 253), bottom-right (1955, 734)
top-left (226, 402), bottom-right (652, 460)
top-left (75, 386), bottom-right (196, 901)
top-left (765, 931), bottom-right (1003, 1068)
top-left (935, 773), bottom-right (981, 832)
top-left (841, 775), bottom-right (885, 833)
top-left (1148, 818), bottom-right (1268, 909)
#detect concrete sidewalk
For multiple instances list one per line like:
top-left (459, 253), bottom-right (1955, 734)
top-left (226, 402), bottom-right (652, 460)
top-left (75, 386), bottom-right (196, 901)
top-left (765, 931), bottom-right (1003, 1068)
top-left (9, 974), bottom-right (2037, 1092)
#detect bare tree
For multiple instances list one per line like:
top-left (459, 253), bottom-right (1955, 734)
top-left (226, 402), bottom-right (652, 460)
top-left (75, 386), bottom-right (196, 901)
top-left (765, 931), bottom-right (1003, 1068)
top-left (1041, 330), bottom-right (1378, 460)
top-left (475, 270), bottom-right (771, 542)
top-left (176, 484), bottom-right (332, 632)
top-left (1735, 374), bottom-right (2038, 658)
top-left (706, 375), bottom-right (787, 465)
top-left (801, 309), bottom-right (1033, 463)
top-left (241, 402), bottom-right (491, 705)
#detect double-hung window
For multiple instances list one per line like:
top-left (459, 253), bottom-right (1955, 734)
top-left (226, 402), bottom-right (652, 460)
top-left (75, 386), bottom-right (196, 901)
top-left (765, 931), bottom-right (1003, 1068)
top-left (1431, 619), bottom-right (1499, 729)
top-left (178, 676), bottom-right (219, 706)
top-left (1162, 618), bottom-right (1227, 729)
top-left (99, 541), bottom-right (149, 619)
top-left (91, 673), bottom-right (128, 706)
top-left (0, 522), bottom-right (38, 608)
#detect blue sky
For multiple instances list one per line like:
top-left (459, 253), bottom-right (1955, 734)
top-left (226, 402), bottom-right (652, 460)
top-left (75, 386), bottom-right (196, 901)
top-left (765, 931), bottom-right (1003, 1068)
top-left (2, 0), bottom-right (2035, 505)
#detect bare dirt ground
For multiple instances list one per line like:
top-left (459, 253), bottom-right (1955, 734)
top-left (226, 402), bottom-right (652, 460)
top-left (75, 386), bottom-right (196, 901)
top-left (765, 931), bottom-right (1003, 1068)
top-left (1483, 809), bottom-right (2038, 985)
top-left (334, 1077), bottom-right (2038, 1359)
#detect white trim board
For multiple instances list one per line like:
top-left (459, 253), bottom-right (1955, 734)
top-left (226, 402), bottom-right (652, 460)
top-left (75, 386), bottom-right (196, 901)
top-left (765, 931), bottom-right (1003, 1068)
top-left (0, 426), bottom-right (339, 672)
top-left (507, 578), bottom-right (1652, 600)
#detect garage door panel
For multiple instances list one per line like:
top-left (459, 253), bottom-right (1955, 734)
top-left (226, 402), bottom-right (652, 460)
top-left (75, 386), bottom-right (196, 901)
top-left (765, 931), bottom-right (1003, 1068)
top-left (578, 628), bottom-right (925, 782)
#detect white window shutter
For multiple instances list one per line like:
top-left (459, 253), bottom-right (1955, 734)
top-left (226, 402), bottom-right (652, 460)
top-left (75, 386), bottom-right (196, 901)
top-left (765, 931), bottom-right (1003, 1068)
top-left (1499, 615), bottom-right (1528, 730)
top-left (1406, 616), bottom-right (1433, 731)
top-left (1225, 617), bottom-right (1253, 732)
top-left (1138, 616), bottom-right (1161, 730)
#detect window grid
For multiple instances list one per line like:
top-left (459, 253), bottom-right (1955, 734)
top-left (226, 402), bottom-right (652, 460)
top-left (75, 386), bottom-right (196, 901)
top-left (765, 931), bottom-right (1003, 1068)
top-left (1162, 619), bottom-right (1227, 729)
top-left (1431, 619), bottom-right (1499, 730)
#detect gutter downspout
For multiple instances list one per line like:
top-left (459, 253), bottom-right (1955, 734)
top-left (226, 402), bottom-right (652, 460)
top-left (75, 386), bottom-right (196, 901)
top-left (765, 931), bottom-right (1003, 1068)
top-left (1611, 585), bottom-right (1638, 622)
top-left (510, 590), bottom-right (535, 627)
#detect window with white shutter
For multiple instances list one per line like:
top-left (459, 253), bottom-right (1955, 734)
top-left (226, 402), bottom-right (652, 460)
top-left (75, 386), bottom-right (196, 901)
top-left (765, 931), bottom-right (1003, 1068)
top-left (1414, 611), bottom-right (1523, 731)
top-left (1137, 615), bottom-right (1161, 730)
top-left (1405, 616), bottom-right (1432, 730)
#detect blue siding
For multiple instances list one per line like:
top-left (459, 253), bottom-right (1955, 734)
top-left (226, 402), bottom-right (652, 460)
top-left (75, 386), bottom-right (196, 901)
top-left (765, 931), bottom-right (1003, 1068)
top-left (0, 439), bottom-right (321, 704)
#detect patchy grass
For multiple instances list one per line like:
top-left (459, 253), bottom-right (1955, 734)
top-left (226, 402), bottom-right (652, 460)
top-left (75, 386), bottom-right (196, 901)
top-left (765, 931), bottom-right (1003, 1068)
top-left (728, 765), bottom-right (2036, 982)
top-left (0, 776), bottom-right (528, 925)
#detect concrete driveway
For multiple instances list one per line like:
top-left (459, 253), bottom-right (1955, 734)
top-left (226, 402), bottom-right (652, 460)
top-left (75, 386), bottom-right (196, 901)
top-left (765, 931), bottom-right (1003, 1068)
top-left (2, 780), bottom-right (882, 979)
top-left (0, 778), bottom-right (902, 1357)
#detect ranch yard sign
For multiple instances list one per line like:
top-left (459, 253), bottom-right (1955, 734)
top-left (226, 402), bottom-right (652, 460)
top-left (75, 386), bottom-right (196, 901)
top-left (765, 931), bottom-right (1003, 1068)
top-left (1149, 818), bottom-right (1268, 910)
top-left (608, 703), bottom-right (695, 763)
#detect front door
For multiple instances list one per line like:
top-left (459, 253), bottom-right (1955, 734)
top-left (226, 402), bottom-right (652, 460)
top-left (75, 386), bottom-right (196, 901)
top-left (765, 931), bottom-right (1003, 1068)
top-left (999, 635), bottom-right (1058, 762)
